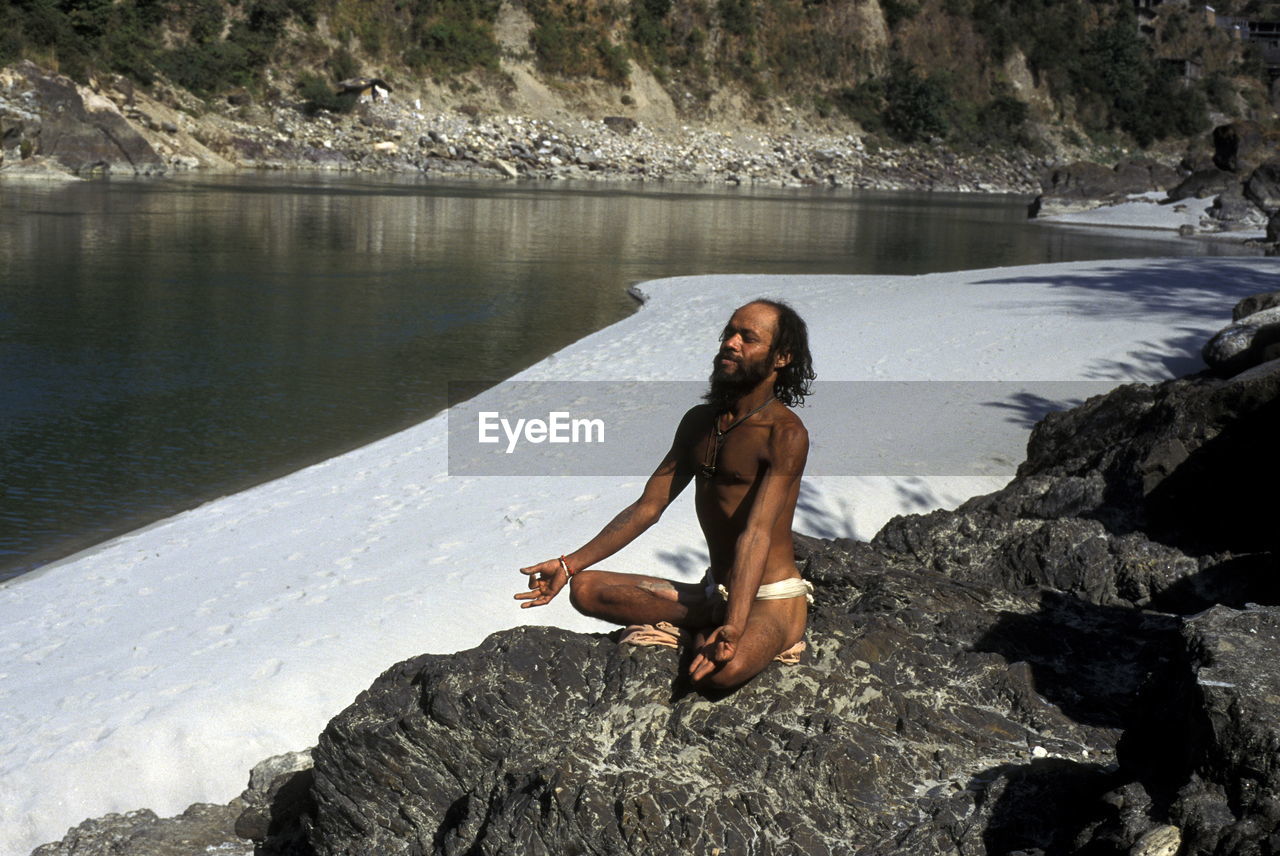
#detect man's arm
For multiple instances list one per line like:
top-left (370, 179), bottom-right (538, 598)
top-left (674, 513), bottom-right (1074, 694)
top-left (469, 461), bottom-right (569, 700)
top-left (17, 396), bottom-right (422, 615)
top-left (515, 406), bottom-right (701, 608)
top-left (689, 418), bottom-right (808, 678)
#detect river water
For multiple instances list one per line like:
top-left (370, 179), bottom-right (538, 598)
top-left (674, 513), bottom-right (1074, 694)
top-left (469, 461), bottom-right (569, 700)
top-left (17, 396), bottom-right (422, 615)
top-left (0, 173), bottom-right (1254, 578)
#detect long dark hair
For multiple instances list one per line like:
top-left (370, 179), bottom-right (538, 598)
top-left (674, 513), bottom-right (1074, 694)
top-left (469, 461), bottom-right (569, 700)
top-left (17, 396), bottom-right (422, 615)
top-left (755, 298), bottom-right (815, 407)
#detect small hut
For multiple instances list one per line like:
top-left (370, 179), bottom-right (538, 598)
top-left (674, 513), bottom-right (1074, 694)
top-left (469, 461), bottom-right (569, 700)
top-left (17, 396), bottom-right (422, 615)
top-left (336, 77), bottom-right (393, 102)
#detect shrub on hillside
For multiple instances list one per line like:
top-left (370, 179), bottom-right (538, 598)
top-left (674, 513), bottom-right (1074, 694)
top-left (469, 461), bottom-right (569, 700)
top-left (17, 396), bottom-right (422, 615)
top-left (297, 73), bottom-right (358, 115)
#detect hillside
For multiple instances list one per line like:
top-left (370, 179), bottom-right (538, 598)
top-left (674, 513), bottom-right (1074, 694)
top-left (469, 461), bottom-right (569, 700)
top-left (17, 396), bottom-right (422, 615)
top-left (1, 0), bottom-right (1278, 157)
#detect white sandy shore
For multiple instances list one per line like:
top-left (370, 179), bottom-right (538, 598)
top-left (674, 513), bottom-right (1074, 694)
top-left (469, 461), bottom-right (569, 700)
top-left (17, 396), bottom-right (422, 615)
top-left (2, 257), bottom-right (1278, 854)
top-left (1038, 191), bottom-right (1267, 240)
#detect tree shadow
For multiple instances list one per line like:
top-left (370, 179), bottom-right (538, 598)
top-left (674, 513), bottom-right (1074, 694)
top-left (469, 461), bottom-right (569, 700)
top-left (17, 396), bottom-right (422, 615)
top-left (969, 592), bottom-right (1199, 852)
top-left (794, 479), bottom-right (859, 540)
top-left (981, 390), bottom-right (1092, 429)
top-left (974, 259), bottom-right (1279, 323)
top-left (974, 591), bottom-right (1182, 730)
top-left (966, 758), bottom-right (1122, 855)
top-left (1138, 389), bottom-right (1280, 557)
top-left (653, 544), bottom-right (710, 579)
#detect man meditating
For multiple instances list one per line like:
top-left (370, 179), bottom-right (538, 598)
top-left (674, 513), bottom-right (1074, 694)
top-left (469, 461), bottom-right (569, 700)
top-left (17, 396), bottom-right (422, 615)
top-left (516, 299), bottom-right (815, 690)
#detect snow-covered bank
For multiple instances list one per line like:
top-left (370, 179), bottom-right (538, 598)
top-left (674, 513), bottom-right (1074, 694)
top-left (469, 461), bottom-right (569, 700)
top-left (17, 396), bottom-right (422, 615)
top-left (3, 257), bottom-right (1278, 854)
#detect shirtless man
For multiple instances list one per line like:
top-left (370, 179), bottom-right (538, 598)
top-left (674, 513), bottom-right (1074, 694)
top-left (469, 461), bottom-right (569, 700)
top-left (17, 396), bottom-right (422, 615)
top-left (516, 299), bottom-right (815, 690)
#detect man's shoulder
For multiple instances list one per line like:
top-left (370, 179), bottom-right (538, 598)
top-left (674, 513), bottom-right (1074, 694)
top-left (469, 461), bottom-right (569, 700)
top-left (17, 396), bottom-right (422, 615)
top-left (773, 403), bottom-right (809, 435)
top-left (768, 405), bottom-right (809, 457)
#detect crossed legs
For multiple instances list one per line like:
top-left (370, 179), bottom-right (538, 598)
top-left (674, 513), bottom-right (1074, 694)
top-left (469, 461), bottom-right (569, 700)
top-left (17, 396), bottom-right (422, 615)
top-left (568, 569), bottom-right (806, 690)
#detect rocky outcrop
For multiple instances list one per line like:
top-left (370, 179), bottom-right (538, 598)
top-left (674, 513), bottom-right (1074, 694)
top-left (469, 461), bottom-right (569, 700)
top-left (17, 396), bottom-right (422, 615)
top-left (1030, 159), bottom-right (1182, 217)
top-left (0, 61), bottom-right (165, 175)
top-left (289, 312), bottom-right (1280, 854)
top-left (1030, 124), bottom-right (1280, 244)
top-left (28, 805), bottom-right (249, 856)
top-left (33, 294), bottom-right (1280, 855)
top-left (1203, 300), bottom-right (1280, 377)
top-left (1211, 121), bottom-right (1280, 174)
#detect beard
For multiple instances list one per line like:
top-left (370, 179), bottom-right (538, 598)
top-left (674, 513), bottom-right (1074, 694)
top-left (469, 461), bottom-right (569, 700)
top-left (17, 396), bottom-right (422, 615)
top-left (703, 350), bottom-right (773, 410)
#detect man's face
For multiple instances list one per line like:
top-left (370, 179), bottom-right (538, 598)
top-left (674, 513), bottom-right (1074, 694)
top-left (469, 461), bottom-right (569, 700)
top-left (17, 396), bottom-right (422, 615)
top-left (712, 302), bottom-right (782, 386)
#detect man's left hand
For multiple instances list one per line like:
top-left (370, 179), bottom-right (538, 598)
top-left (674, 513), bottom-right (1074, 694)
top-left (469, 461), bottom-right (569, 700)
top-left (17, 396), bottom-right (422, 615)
top-left (515, 559), bottom-right (568, 608)
top-left (689, 624), bottom-right (740, 682)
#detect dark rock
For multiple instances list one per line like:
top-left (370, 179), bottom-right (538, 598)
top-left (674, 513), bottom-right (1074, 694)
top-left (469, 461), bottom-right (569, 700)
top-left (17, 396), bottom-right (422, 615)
top-left (1244, 159), bottom-right (1280, 214)
top-left (1167, 167), bottom-right (1237, 202)
top-left (1212, 121), bottom-right (1280, 173)
top-left (1169, 605), bottom-right (1280, 856)
top-left (1207, 186), bottom-right (1267, 228)
top-left (227, 89), bottom-right (253, 106)
top-left (1232, 290), bottom-right (1280, 321)
top-left (603, 116), bottom-right (638, 135)
top-left (1031, 159), bottom-right (1182, 217)
top-left (303, 364), bottom-right (1280, 855)
top-left (1038, 159), bottom-right (1178, 199)
top-left (31, 804), bottom-right (250, 856)
top-left (234, 750), bottom-right (315, 852)
top-left (1202, 306), bottom-right (1280, 377)
top-left (8, 61), bottom-right (165, 175)
top-left (1271, 210), bottom-right (1280, 244)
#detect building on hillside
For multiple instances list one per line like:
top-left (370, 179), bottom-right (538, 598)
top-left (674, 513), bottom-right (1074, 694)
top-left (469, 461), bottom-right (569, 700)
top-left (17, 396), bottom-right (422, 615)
top-left (1213, 13), bottom-right (1280, 75)
top-left (1135, 0), bottom-right (1191, 37)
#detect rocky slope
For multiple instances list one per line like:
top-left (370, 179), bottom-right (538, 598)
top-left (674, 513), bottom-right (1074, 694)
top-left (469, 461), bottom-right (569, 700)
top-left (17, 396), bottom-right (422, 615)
top-left (0, 60), bottom-right (1041, 192)
top-left (30, 289), bottom-right (1280, 855)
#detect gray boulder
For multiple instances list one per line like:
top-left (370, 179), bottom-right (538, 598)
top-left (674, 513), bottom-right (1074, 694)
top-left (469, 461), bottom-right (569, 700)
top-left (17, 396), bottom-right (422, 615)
top-left (1244, 159), bottom-right (1280, 214)
top-left (603, 116), bottom-right (638, 135)
top-left (30, 805), bottom-right (250, 856)
top-left (1206, 186), bottom-right (1268, 229)
top-left (3, 61), bottom-right (165, 175)
top-left (1232, 290), bottom-right (1280, 321)
top-left (1202, 305), bottom-right (1280, 377)
top-left (34, 303), bottom-right (1280, 856)
top-left (1030, 159), bottom-right (1182, 217)
top-left (1167, 167), bottom-right (1237, 202)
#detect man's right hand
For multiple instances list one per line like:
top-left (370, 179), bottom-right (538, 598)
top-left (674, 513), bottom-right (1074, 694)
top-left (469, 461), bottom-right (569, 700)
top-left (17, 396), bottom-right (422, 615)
top-left (515, 559), bottom-right (569, 608)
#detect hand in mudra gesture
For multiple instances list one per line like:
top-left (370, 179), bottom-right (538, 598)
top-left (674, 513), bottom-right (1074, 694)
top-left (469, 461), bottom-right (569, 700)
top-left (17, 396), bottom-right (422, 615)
top-left (515, 558), bottom-right (569, 608)
top-left (689, 624), bottom-right (741, 682)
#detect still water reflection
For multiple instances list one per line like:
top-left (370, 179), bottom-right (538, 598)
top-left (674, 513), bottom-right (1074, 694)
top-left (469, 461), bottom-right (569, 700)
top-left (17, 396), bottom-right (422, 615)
top-left (0, 173), bottom-right (1253, 577)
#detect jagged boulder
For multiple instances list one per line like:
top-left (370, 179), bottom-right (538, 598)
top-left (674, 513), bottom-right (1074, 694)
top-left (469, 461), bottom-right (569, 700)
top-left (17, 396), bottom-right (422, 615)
top-left (299, 361), bottom-right (1280, 855)
top-left (29, 805), bottom-right (249, 856)
top-left (1169, 605), bottom-right (1280, 856)
top-left (1244, 159), bottom-right (1280, 214)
